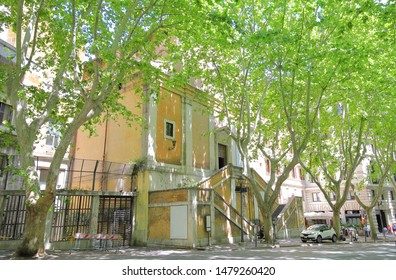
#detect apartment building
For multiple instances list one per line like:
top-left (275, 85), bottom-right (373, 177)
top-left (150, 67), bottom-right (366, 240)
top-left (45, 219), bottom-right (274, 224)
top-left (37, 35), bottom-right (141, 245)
top-left (302, 158), bottom-right (396, 233)
top-left (0, 38), bottom-right (19, 190)
top-left (0, 35), bottom-right (70, 191)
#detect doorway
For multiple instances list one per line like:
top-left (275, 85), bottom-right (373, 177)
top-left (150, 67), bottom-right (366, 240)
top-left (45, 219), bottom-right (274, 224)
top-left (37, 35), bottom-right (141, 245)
top-left (376, 210), bottom-right (386, 232)
top-left (218, 144), bottom-right (227, 169)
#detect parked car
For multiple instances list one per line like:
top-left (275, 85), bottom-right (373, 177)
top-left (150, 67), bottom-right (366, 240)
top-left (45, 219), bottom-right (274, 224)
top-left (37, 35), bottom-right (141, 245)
top-left (300, 224), bottom-right (337, 243)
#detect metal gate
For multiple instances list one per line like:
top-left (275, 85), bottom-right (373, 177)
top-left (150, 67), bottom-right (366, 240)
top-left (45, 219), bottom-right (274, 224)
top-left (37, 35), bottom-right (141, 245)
top-left (51, 194), bottom-right (93, 242)
top-left (98, 196), bottom-right (134, 246)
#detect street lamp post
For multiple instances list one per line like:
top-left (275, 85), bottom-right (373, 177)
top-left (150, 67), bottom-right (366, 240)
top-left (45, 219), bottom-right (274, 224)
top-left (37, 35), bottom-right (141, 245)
top-left (235, 176), bottom-right (248, 243)
top-left (378, 201), bottom-right (384, 236)
top-left (361, 210), bottom-right (367, 242)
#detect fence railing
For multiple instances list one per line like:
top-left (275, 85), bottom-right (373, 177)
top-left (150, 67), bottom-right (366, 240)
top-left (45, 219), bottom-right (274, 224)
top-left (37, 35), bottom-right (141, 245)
top-left (1, 157), bottom-right (136, 192)
top-left (0, 192), bottom-right (26, 240)
top-left (51, 194), bottom-right (93, 242)
top-left (0, 190), bottom-right (135, 248)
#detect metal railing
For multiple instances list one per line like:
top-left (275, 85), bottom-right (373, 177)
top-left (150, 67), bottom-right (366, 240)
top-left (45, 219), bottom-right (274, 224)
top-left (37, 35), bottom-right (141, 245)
top-left (0, 191), bottom-right (135, 248)
top-left (0, 192), bottom-right (25, 240)
top-left (197, 165), bottom-right (255, 238)
top-left (1, 157), bottom-right (135, 192)
top-left (97, 196), bottom-right (133, 246)
top-left (51, 194), bottom-right (93, 242)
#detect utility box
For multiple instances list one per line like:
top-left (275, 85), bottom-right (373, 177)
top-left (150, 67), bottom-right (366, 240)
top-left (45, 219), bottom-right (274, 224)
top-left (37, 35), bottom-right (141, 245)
top-left (205, 215), bottom-right (211, 232)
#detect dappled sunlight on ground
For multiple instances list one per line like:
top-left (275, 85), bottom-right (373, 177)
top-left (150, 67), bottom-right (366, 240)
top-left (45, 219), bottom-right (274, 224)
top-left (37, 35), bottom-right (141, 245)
top-left (1, 241), bottom-right (395, 260)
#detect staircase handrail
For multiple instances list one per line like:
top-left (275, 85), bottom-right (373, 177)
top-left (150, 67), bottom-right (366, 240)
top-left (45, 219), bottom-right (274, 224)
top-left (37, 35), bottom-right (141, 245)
top-left (196, 164), bottom-right (255, 237)
top-left (213, 191), bottom-right (253, 230)
top-left (250, 168), bottom-right (280, 213)
top-left (275, 196), bottom-right (303, 232)
top-left (275, 196), bottom-right (295, 222)
top-left (196, 165), bottom-right (232, 189)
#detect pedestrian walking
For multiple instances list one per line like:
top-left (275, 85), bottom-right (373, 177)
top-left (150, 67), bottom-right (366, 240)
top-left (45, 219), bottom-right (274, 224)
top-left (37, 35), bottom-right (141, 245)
top-left (383, 226), bottom-right (388, 238)
top-left (364, 224), bottom-right (371, 238)
top-left (393, 223), bottom-right (396, 235)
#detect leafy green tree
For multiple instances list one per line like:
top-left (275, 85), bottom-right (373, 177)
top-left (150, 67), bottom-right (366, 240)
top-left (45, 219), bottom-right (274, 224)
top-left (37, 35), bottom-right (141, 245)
top-left (300, 0), bottom-right (396, 239)
top-left (354, 140), bottom-right (394, 240)
top-left (0, 0), bottom-right (202, 258)
top-left (300, 103), bottom-right (369, 239)
top-left (354, 83), bottom-right (396, 240)
top-left (173, 0), bottom-right (378, 243)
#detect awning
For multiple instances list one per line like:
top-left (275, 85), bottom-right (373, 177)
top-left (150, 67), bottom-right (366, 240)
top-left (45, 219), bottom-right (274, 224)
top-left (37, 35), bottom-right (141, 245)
top-left (304, 212), bottom-right (333, 218)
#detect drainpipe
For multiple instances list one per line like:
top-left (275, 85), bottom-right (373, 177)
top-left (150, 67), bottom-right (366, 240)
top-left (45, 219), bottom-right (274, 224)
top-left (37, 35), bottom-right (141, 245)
top-left (101, 116), bottom-right (109, 191)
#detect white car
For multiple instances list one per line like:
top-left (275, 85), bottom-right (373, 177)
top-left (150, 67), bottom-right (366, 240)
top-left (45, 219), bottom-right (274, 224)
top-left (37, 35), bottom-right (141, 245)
top-left (300, 224), bottom-right (337, 243)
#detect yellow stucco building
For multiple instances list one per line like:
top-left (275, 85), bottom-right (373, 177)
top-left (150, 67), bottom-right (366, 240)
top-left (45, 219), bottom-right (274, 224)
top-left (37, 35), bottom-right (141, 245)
top-left (71, 74), bottom-right (280, 247)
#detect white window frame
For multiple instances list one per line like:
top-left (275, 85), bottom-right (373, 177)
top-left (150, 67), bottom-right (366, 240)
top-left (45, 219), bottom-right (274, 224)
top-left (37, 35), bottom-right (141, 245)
top-left (39, 169), bottom-right (48, 189)
top-left (164, 119), bottom-right (176, 140)
top-left (0, 102), bottom-right (13, 125)
top-left (312, 192), bottom-right (320, 202)
top-left (46, 122), bottom-right (61, 147)
top-left (347, 191), bottom-right (355, 200)
top-left (46, 133), bottom-right (61, 147)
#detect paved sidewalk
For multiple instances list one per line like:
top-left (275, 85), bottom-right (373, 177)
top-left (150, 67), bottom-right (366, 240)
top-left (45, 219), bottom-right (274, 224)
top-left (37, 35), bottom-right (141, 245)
top-left (1, 235), bottom-right (394, 260)
top-left (0, 238), bottom-right (299, 260)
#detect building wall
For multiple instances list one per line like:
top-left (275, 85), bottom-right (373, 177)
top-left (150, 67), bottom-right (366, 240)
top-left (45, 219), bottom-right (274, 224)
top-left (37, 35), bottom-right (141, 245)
top-left (73, 124), bottom-right (107, 162)
top-left (304, 182), bottom-right (366, 227)
top-left (250, 159), bottom-right (306, 206)
top-left (148, 188), bottom-right (191, 246)
top-left (72, 79), bottom-right (215, 191)
top-left (155, 89), bottom-right (183, 165)
top-left (0, 29), bottom-right (16, 46)
top-left (192, 103), bottom-right (210, 170)
top-left (73, 79), bottom-right (144, 164)
top-left (365, 184), bottom-right (396, 232)
top-left (70, 79), bottom-right (145, 192)
top-left (104, 80), bottom-right (144, 164)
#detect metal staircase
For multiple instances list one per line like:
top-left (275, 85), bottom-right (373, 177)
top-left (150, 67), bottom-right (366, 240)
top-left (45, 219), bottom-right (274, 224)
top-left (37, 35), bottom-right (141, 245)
top-left (195, 164), bottom-right (305, 242)
top-left (196, 165), bottom-right (255, 242)
top-left (272, 204), bottom-right (286, 223)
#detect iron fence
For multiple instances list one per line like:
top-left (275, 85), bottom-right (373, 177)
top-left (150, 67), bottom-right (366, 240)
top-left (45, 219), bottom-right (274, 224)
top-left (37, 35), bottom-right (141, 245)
top-left (0, 192), bottom-right (134, 247)
top-left (67, 158), bottom-right (134, 191)
top-left (2, 157), bottom-right (135, 192)
top-left (50, 194), bottom-right (93, 242)
top-left (0, 193), bottom-right (26, 240)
